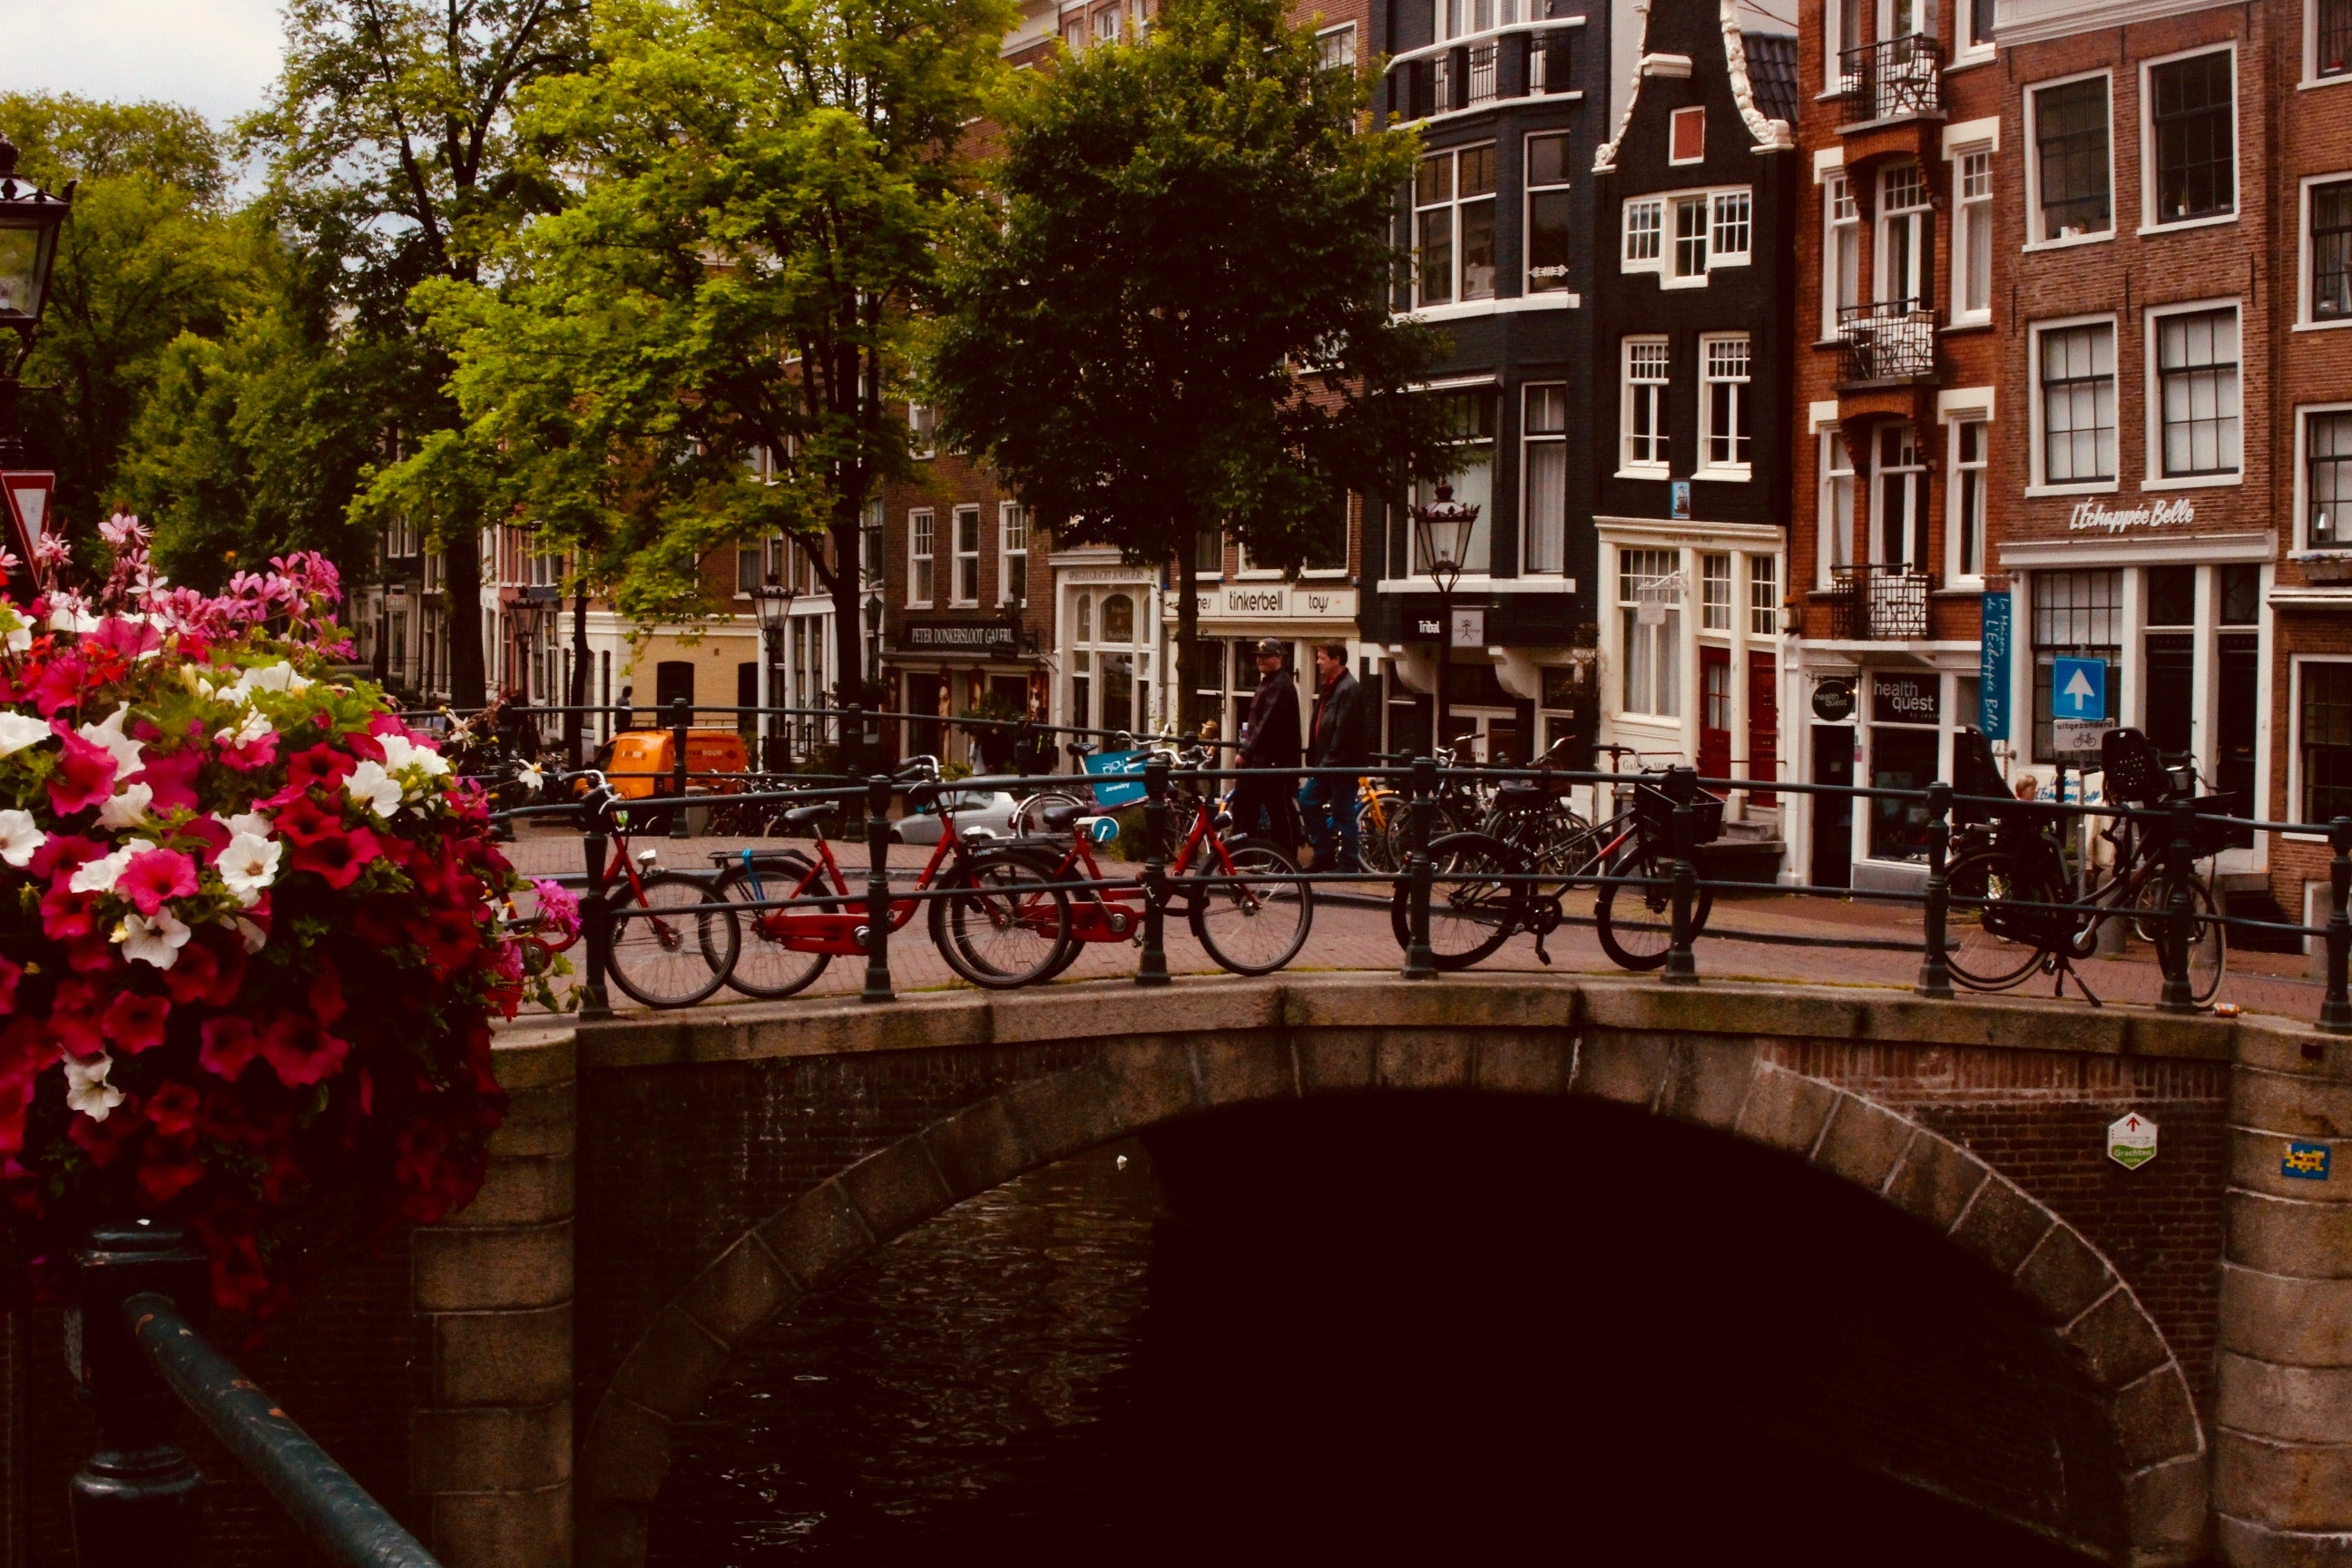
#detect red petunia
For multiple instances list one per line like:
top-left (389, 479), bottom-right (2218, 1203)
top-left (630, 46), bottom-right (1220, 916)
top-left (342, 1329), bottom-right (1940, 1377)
top-left (197, 1016), bottom-right (260, 1081)
top-left (27, 833), bottom-right (106, 883)
top-left (164, 936), bottom-right (243, 1007)
top-left (68, 1111), bottom-right (141, 1168)
top-left (284, 743), bottom-right (356, 797)
top-left (48, 982), bottom-right (105, 1060)
top-left (143, 1082), bottom-right (201, 1138)
top-left (414, 906), bottom-right (483, 975)
top-left (117, 848), bottom-right (197, 916)
top-left (309, 964), bottom-right (347, 1027)
top-left (44, 726), bottom-right (117, 816)
top-left (135, 1149), bottom-right (206, 1205)
top-left (102, 992), bottom-right (172, 1055)
top-left (270, 792), bottom-right (340, 845)
top-left (0, 956), bottom-right (19, 1015)
top-left (38, 882), bottom-right (94, 942)
top-left (288, 824), bottom-right (379, 890)
top-left (255, 1012), bottom-right (350, 1089)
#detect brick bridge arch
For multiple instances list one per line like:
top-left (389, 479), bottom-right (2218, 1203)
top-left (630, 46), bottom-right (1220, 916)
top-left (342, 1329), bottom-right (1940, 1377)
top-left (572, 981), bottom-right (2213, 1568)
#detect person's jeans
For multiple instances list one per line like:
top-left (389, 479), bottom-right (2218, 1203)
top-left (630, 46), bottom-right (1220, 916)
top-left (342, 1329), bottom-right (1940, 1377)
top-left (1297, 773), bottom-right (1361, 870)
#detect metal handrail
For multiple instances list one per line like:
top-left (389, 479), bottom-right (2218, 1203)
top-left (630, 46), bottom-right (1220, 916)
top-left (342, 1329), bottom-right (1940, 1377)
top-left (1838, 31), bottom-right (1945, 122)
top-left (1837, 298), bottom-right (1940, 386)
top-left (1828, 563), bottom-right (1933, 640)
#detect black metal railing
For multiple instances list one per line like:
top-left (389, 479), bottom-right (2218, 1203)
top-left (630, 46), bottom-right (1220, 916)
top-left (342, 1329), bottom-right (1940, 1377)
top-left (1838, 32), bottom-right (1945, 122)
top-left (1387, 26), bottom-right (1577, 121)
top-left (70, 1221), bottom-right (442, 1568)
top-left (1838, 298), bottom-right (1941, 386)
top-left (1828, 563), bottom-right (1933, 640)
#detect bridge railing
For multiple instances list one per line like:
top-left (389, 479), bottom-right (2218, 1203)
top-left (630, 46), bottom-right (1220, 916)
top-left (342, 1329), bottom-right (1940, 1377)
top-left (67, 1220), bottom-right (443, 1568)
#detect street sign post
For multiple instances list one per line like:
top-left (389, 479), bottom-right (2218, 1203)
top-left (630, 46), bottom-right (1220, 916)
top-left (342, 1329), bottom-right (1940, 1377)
top-left (2051, 656), bottom-right (2111, 758)
top-left (2107, 1112), bottom-right (2157, 1170)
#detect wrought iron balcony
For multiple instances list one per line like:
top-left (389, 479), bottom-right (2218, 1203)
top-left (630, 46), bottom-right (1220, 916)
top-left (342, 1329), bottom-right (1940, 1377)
top-left (1829, 564), bottom-right (1933, 642)
top-left (1837, 299), bottom-right (1941, 387)
top-left (1387, 26), bottom-right (1579, 122)
top-left (1837, 32), bottom-right (1945, 123)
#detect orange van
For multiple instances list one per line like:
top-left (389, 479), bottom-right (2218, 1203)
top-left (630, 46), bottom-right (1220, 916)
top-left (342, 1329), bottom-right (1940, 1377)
top-left (602, 729), bottom-right (750, 799)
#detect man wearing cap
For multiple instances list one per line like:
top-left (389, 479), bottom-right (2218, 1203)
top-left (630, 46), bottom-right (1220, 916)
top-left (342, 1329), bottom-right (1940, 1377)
top-left (1232, 639), bottom-right (1301, 851)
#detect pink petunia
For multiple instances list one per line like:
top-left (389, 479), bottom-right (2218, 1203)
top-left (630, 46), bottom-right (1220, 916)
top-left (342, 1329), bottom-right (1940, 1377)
top-left (132, 748), bottom-right (201, 813)
top-left (116, 848), bottom-right (197, 916)
top-left (44, 726), bottom-right (116, 816)
top-left (102, 991), bottom-right (172, 1054)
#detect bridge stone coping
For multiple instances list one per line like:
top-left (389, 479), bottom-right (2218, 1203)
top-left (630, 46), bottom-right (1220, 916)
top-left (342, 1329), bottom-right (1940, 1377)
top-left (510, 975), bottom-right (2343, 1568)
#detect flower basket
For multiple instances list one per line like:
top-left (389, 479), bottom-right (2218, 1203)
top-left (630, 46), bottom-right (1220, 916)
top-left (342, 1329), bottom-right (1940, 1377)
top-left (2291, 551), bottom-right (2352, 584)
top-left (0, 518), bottom-right (566, 1322)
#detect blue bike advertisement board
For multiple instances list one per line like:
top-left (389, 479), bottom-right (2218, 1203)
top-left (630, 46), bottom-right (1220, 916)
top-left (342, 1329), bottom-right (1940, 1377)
top-left (1080, 749), bottom-right (1151, 808)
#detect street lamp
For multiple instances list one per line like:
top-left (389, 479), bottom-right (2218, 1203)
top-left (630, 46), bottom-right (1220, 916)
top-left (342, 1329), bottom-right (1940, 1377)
top-left (862, 588), bottom-right (885, 770)
top-left (1411, 482), bottom-right (1478, 758)
top-left (0, 132), bottom-right (73, 591)
top-left (753, 571), bottom-right (795, 769)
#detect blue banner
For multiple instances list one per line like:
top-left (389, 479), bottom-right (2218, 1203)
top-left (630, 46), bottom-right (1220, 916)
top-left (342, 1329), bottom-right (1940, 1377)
top-left (1979, 593), bottom-right (2011, 740)
top-left (1080, 748), bottom-right (1151, 808)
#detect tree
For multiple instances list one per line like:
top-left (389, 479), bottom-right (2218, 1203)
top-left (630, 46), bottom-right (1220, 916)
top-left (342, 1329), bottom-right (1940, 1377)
top-left (928, 0), bottom-right (1455, 733)
top-left (378, 0), bottom-right (1013, 737)
top-left (246, 0), bottom-right (592, 705)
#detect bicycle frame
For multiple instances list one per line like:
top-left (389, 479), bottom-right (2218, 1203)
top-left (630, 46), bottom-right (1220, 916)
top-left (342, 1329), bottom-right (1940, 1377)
top-left (739, 809), bottom-right (973, 955)
top-left (1021, 792), bottom-right (1256, 946)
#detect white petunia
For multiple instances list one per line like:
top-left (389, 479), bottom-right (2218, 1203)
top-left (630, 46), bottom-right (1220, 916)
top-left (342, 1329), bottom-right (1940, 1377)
top-left (2, 623), bottom-right (26, 655)
top-left (516, 759), bottom-right (546, 794)
top-left (118, 908), bottom-right (191, 969)
top-left (234, 661), bottom-right (311, 698)
top-left (0, 710), bottom-right (51, 760)
top-left (213, 708), bottom-right (273, 749)
top-left (217, 913), bottom-right (267, 954)
top-left (63, 1053), bottom-right (125, 1121)
top-left (344, 759), bottom-right (402, 819)
top-left (0, 808), bottom-right (43, 867)
top-left (93, 781), bottom-right (153, 830)
top-left (215, 808), bottom-right (271, 842)
top-left (69, 840), bottom-right (146, 896)
top-left (217, 832), bottom-right (280, 905)
top-left (76, 703), bottom-right (145, 777)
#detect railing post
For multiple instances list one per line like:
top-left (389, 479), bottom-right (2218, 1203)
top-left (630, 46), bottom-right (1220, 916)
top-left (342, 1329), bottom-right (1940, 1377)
top-left (578, 818), bottom-right (613, 1020)
top-left (1916, 780), bottom-right (1953, 999)
top-left (2324, 817), bottom-right (2352, 1034)
top-left (1137, 755), bottom-right (1171, 987)
top-left (2158, 796), bottom-right (2198, 1014)
top-left (861, 775), bottom-right (895, 1003)
top-left (1664, 764), bottom-right (1700, 985)
top-left (69, 1221), bottom-right (207, 1568)
top-left (1403, 757), bottom-right (1436, 979)
top-left (667, 696), bottom-right (691, 840)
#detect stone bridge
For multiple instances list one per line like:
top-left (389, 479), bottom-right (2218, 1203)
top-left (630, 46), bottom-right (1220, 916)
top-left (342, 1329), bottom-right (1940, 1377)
top-left (12, 975), bottom-right (2352, 1567)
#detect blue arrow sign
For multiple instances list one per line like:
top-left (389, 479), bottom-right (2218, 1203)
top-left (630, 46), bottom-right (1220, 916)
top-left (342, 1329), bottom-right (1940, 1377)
top-left (2051, 656), bottom-right (2107, 722)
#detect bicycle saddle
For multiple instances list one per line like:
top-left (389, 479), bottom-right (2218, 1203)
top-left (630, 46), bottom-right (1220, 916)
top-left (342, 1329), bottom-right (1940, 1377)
top-left (774, 802), bottom-right (839, 828)
top-left (1029, 799), bottom-right (1089, 832)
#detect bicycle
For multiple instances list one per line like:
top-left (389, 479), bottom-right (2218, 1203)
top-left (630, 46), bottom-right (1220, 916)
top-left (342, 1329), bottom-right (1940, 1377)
top-left (703, 755), bottom-right (1070, 999)
top-left (1479, 735), bottom-right (1594, 897)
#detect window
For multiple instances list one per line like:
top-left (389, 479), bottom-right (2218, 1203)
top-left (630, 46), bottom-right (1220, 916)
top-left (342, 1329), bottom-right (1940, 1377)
top-left (1673, 195), bottom-right (1709, 279)
top-left (1093, 3), bottom-right (1117, 42)
top-left (1412, 391), bottom-right (1495, 572)
top-left (1953, 150), bottom-right (1993, 321)
top-left (1317, 23), bottom-right (1356, 70)
top-left (1877, 163), bottom-right (1931, 305)
top-left (2148, 50), bottom-right (2234, 226)
top-left (1874, 424), bottom-right (1926, 569)
top-left (2036, 322), bottom-right (2118, 485)
top-left (1701, 553), bottom-right (1731, 630)
top-left (1619, 549), bottom-right (1681, 717)
top-left (1828, 0), bottom-right (1860, 86)
top-left (1749, 555), bottom-right (1779, 636)
top-left (1622, 338), bottom-right (1671, 473)
top-left (2311, 179), bottom-right (2352, 323)
top-left (2309, 410), bottom-right (2352, 547)
top-left (737, 541), bottom-right (766, 595)
top-left (908, 402), bottom-right (937, 458)
top-left (1622, 198), bottom-right (1663, 265)
top-left (1525, 132), bottom-right (1573, 294)
top-left (861, 498), bottom-right (885, 587)
top-left (2032, 75), bottom-right (2112, 240)
top-left (999, 503), bottom-right (1029, 605)
top-left (952, 505), bottom-right (982, 603)
top-left (1710, 190), bottom-right (1751, 262)
top-left (2322, 0), bottom-right (2352, 79)
top-left (908, 509), bottom-right (935, 604)
top-left (1823, 174), bottom-right (1860, 330)
top-left (1063, 15), bottom-right (1083, 49)
top-left (2153, 306), bottom-right (2241, 478)
top-left (1961, 0), bottom-right (1995, 58)
top-left (1699, 335), bottom-right (1751, 476)
top-left (1414, 145), bottom-right (1497, 306)
top-left (1195, 528), bottom-right (1223, 576)
top-left (2305, 663), bottom-right (2352, 821)
top-left (2031, 569), bottom-right (2122, 760)
top-left (1822, 431), bottom-right (1857, 578)
top-left (1522, 384), bottom-right (1568, 573)
top-left (1670, 107), bottom-right (1705, 165)
top-left (1951, 419), bottom-right (1988, 579)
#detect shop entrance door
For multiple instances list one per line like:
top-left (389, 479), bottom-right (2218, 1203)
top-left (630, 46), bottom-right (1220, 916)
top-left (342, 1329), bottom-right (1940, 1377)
top-left (2144, 634), bottom-right (2194, 761)
top-left (1699, 648), bottom-right (1731, 780)
top-left (1811, 726), bottom-right (1854, 888)
top-left (2218, 633), bottom-right (2258, 848)
top-left (1748, 653), bottom-right (1779, 803)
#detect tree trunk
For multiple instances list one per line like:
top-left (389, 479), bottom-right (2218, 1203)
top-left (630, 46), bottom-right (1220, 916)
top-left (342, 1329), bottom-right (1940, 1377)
top-left (567, 581), bottom-right (590, 769)
top-left (444, 524), bottom-right (487, 709)
top-left (1175, 533), bottom-right (1200, 738)
top-left (830, 512), bottom-right (868, 774)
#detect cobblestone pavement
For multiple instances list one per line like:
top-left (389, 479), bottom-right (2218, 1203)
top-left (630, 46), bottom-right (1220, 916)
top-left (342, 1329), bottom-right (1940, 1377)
top-left (499, 824), bottom-right (2332, 1025)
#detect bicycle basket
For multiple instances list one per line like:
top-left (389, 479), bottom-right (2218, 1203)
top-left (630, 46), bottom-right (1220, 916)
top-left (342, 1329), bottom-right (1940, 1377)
top-left (1633, 782), bottom-right (1728, 845)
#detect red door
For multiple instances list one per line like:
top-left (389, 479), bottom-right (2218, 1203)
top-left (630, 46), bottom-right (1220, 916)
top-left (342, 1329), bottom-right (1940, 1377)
top-left (1748, 653), bottom-right (1778, 805)
top-left (1699, 648), bottom-right (1731, 782)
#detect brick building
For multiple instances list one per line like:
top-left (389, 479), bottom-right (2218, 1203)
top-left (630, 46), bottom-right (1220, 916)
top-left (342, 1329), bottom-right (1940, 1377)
top-left (1783, 0), bottom-right (2002, 893)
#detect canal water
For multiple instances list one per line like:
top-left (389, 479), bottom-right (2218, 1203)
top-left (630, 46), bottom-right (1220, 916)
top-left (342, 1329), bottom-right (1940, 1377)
top-left (651, 1138), bottom-right (2102, 1565)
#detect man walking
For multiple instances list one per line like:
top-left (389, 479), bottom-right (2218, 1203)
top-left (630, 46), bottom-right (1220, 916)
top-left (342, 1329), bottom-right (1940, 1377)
top-left (1298, 641), bottom-right (1369, 871)
top-left (1231, 639), bottom-right (1301, 851)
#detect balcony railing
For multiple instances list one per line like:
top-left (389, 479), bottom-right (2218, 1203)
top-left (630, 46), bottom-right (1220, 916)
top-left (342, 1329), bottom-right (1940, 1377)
top-left (1387, 26), bottom-right (1577, 122)
top-left (1837, 299), bottom-right (1941, 387)
top-left (1829, 564), bottom-right (1933, 641)
top-left (1838, 32), bottom-right (1945, 123)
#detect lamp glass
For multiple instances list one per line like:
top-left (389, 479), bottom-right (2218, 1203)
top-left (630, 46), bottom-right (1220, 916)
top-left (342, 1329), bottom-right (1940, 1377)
top-left (0, 223), bottom-right (43, 319)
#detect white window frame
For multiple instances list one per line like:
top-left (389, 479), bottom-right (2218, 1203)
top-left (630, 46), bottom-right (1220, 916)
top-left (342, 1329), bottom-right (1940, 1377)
top-left (1521, 382), bottom-right (1569, 574)
top-left (998, 502), bottom-right (1030, 605)
top-left (907, 508), bottom-right (936, 607)
top-left (2308, 0), bottom-right (2352, 87)
top-left (950, 504), bottom-right (982, 605)
top-left (1093, 2), bottom-right (1118, 42)
top-left (1955, 0), bottom-right (1995, 64)
top-left (908, 402), bottom-right (937, 459)
top-left (2026, 313), bottom-right (2122, 495)
top-left (2297, 401), bottom-right (2352, 552)
top-left (2300, 172), bottom-right (2352, 330)
top-left (1950, 145), bottom-right (1994, 326)
top-left (1945, 415), bottom-right (1989, 585)
top-left (1818, 428), bottom-right (1857, 586)
top-left (1869, 423), bottom-right (1927, 570)
top-left (1622, 186), bottom-right (1753, 286)
top-left (2023, 68), bottom-right (2117, 250)
top-left (1876, 162), bottom-right (1932, 306)
top-left (2138, 43), bottom-right (2239, 236)
top-left (1622, 197), bottom-right (1664, 267)
top-left (1749, 554), bottom-right (1779, 636)
top-left (1821, 172), bottom-right (1860, 338)
top-left (1316, 21), bottom-right (1356, 70)
top-left (1696, 333), bottom-right (1752, 481)
top-left (1826, 0), bottom-right (1859, 90)
top-left (1616, 546), bottom-right (1683, 719)
top-left (1620, 337), bottom-right (1671, 478)
top-left (2142, 298), bottom-right (2244, 490)
top-left (1700, 551), bottom-right (1732, 632)
top-left (1710, 189), bottom-right (1752, 265)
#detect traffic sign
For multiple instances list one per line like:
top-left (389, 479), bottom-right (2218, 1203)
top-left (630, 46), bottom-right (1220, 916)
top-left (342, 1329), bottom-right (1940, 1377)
top-left (2107, 1112), bottom-right (2157, 1170)
top-left (2052, 656), bottom-right (2107, 721)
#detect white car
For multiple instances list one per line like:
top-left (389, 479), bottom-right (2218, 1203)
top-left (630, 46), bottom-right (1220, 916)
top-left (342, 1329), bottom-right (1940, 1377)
top-left (887, 788), bottom-right (1025, 846)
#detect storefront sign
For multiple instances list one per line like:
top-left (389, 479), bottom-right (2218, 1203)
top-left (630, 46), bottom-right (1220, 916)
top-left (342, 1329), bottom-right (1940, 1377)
top-left (895, 619), bottom-right (1017, 653)
top-left (1810, 678), bottom-right (1856, 722)
top-left (1451, 609), bottom-right (1485, 649)
top-left (1189, 583), bottom-right (1357, 621)
top-left (2067, 497), bottom-right (2197, 534)
top-left (1979, 593), bottom-right (2011, 740)
top-left (2107, 1112), bottom-right (2157, 1171)
top-left (1870, 673), bottom-right (1941, 724)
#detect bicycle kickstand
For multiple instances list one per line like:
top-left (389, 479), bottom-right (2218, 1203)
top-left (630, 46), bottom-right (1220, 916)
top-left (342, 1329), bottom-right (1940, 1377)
top-left (2046, 950), bottom-right (2103, 1008)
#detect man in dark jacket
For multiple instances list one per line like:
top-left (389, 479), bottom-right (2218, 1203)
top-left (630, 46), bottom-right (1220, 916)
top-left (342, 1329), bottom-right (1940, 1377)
top-left (1230, 639), bottom-right (1300, 850)
top-left (1298, 641), bottom-right (1369, 870)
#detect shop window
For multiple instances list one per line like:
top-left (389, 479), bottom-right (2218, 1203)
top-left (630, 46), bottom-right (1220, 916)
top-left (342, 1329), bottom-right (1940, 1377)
top-left (2031, 568), bottom-right (2122, 760)
top-left (1868, 673), bottom-right (1943, 862)
top-left (2031, 74), bottom-right (2112, 241)
top-left (1619, 548), bottom-right (1681, 718)
top-left (2153, 306), bottom-right (2241, 478)
top-left (1525, 133), bottom-right (1573, 294)
top-left (2305, 662), bottom-right (2352, 821)
top-left (2309, 179), bottom-right (2352, 323)
top-left (1522, 385), bottom-right (1568, 573)
top-left (1700, 553), bottom-right (1731, 631)
top-left (2309, 410), bottom-right (2352, 547)
top-left (1414, 144), bottom-right (1498, 306)
top-left (2148, 49), bottom-right (2234, 226)
top-left (2035, 321), bottom-right (2118, 485)
top-left (2145, 564), bottom-right (2196, 628)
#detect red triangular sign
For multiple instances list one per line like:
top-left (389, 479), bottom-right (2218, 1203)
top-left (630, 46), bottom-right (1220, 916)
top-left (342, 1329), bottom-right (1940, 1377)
top-left (0, 472), bottom-right (54, 571)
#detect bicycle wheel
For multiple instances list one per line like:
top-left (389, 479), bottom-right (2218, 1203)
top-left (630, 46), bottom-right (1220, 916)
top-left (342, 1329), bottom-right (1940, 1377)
top-left (1011, 789), bottom-right (1088, 837)
top-left (1356, 794), bottom-right (1400, 874)
top-left (1485, 802), bottom-right (1592, 898)
top-left (606, 871), bottom-right (739, 1009)
top-left (929, 851), bottom-right (1072, 989)
top-left (1944, 848), bottom-right (2051, 993)
top-left (1187, 838), bottom-right (1312, 976)
top-left (713, 853), bottom-right (835, 1000)
top-left (1387, 831), bottom-right (1528, 971)
top-left (2142, 874), bottom-right (2225, 1005)
top-left (1593, 843), bottom-right (1715, 972)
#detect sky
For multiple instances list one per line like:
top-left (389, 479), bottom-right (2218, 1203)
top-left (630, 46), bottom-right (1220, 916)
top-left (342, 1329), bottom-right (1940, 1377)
top-left (0, 0), bottom-right (285, 129)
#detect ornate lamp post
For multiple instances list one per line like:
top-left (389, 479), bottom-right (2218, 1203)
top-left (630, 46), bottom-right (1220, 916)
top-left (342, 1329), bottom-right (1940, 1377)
top-left (1411, 483), bottom-right (1478, 758)
top-left (754, 571), bottom-right (795, 769)
top-left (0, 132), bottom-right (73, 593)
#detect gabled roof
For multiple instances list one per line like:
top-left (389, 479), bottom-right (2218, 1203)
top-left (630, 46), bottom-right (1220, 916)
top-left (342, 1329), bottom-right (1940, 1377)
top-left (1741, 32), bottom-right (1799, 128)
top-left (1592, 0), bottom-right (1797, 172)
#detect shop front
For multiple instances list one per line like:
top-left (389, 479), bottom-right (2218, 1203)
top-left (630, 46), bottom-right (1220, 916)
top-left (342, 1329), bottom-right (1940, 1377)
top-left (887, 613), bottom-right (1042, 769)
top-left (1789, 660), bottom-right (1982, 892)
top-left (1172, 579), bottom-right (1361, 751)
top-left (1051, 554), bottom-right (1162, 751)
